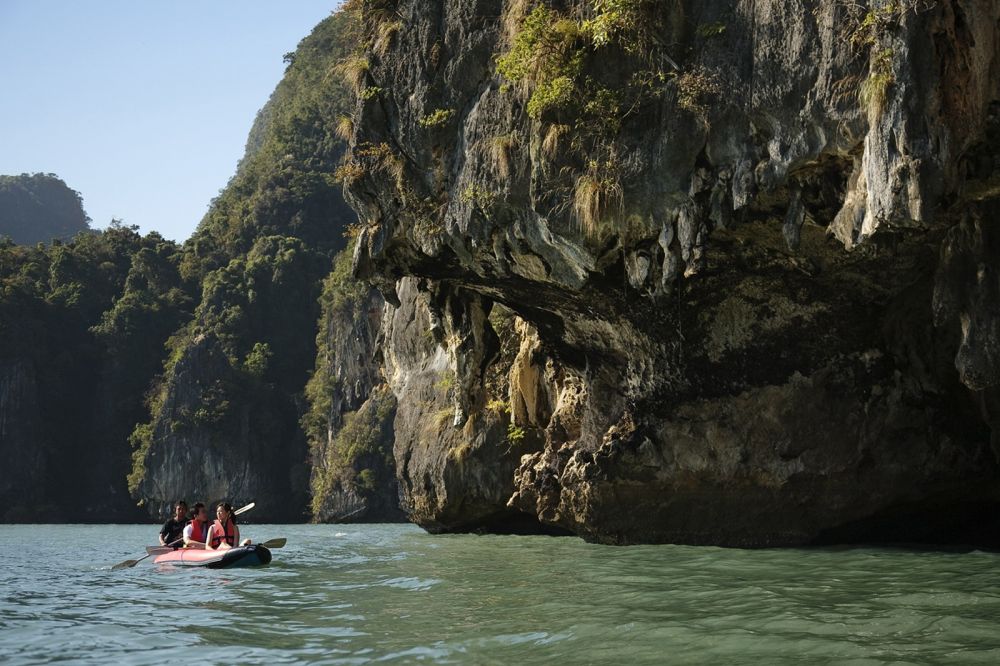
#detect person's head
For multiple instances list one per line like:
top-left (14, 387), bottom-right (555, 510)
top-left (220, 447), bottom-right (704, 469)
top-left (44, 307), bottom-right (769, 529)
top-left (173, 500), bottom-right (188, 520)
top-left (216, 502), bottom-right (235, 523)
top-left (191, 502), bottom-right (207, 522)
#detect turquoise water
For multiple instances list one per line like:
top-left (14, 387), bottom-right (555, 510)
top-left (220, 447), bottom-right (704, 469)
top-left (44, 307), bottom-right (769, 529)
top-left (1, 525), bottom-right (1000, 664)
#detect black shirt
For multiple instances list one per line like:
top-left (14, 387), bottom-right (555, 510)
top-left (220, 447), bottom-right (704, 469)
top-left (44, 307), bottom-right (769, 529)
top-left (160, 518), bottom-right (187, 546)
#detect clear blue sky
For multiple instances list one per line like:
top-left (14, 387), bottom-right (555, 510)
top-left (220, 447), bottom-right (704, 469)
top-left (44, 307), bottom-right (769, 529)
top-left (0, 1), bottom-right (338, 242)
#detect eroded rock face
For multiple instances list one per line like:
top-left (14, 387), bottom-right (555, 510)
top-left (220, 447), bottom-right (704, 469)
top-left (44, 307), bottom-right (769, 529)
top-left (344, 0), bottom-right (1000, 544)
top-left (0, 353), bottom-right (148, 523)
top-left (380, 278), bottom-right (550, 532)
top-left (308, 280), bottom-right (405, 523)
top-left (934, 198), bottom-right (1000, 457)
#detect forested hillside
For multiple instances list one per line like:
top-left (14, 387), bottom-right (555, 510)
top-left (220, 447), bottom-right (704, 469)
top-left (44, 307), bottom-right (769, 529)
top-left (1, 7), bottom-right (401, 523)
top-left (128, 7), bottom-right (401, 522)
top-left (0, 174), bottom-right (91, 245)
top-left (0, 224), bottom-right (193, 521)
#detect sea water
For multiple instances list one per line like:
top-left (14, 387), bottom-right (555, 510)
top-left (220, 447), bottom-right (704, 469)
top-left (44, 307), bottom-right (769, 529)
top-left (1, 524), bottom-right (999, 664)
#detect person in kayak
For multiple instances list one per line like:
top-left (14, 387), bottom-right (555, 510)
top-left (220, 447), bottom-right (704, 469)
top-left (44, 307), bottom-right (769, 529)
top-left (182, 502), bottom-right (210, 549)
top-left (206, 502), bottom-right (251, 550)
top-left (159, 500), bottom-right (188, 548)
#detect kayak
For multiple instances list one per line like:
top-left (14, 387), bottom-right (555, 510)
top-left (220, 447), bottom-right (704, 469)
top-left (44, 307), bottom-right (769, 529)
top-left (153, 544), bottom-right (272, 569)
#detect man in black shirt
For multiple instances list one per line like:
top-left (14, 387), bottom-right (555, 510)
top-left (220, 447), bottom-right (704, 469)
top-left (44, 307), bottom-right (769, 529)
top-left (159, 500), bottom-right (188, 548)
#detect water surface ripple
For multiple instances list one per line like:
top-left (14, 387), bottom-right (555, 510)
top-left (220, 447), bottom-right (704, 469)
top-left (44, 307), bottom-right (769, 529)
top-left (1, 524), bottom-right (999, 664)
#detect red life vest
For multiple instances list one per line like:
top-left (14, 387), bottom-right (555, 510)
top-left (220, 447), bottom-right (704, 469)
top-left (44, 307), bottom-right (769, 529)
top-left (210, 518), bottom-right (236, 548)
top-left (188, 519), bottom-right (209, 544)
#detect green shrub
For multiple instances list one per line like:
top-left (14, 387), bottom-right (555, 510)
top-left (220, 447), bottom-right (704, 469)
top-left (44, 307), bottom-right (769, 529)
top-left (309, 389), bottom-right (394, 517)
top-left (243, 341), bottom-right (272, 378)
top-left (696, 22), bottom-right (727, 38)
top-left (527, 75), bottom-right (577, 119)
top-left (434, 373), bottom-right (455, 393)
top-left (419, 108), bottom-right (456, 128)
top-left (496, 7), bottom-right (585, 119)
top-left (459, 184), bottom-right (499, 219)
top-left (126, 423), bottom-right (154, 494)
top-left (486, 398), bottom-right (509, 414)
top-left (585, 0), bottom-right (650, 50)
top-left (845, 1), bottom-right (938, 49)
top-left (507, 423), bottom-right (526, 444)
top-left (356, 468), bottom-right (377, 492)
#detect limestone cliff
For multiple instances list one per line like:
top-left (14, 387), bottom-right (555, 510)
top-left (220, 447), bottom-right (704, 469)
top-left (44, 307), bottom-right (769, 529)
top-left (0, 359), bottom-right (47, 521)
top-left (342, 0), bottom-right (1000, 545)
top-left (304, 247), bottom-right (404, 523)
top-left (130, 332), bottom-right (310, 522)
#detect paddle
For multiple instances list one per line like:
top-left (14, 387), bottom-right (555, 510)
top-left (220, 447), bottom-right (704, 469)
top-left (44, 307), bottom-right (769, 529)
top-left (259, 538), bottom-right (286, 549)
top-left (111, 501), bottom-right (257, 570)
top-left (234, 502), bottom-right (255, 515)
top-left (145, 545), bottom-right (175, 557)
top-left (143, 537), bottom-right (283, 558)
top-left (112, 537), bottom-right (181, 570)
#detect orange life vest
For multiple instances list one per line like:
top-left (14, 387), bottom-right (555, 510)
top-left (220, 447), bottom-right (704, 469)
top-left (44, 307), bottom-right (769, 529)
top-left (188, 518), bottom-right (209, 544)
top-left (209, 518), bottom-right (236, 548)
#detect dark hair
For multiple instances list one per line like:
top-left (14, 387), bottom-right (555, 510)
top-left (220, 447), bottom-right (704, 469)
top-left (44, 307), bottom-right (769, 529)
top-left (174, 500), bottom-right (188, 509)
top-left (217, 502), bottom-right (237, 524)
top-left (190, 502), bottom-right (205, 520)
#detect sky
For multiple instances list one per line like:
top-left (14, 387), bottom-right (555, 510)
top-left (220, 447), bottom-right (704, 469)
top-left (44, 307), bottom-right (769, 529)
top-left (0, 1), bottom-right (338, 242)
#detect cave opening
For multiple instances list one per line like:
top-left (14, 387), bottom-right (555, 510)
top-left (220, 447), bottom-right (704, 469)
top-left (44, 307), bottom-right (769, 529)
top-left (812, 499), bottom-right (1000, 550)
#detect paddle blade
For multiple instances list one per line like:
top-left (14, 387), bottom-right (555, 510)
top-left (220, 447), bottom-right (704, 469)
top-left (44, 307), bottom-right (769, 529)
top-left (234, 502), bottom-right (255, 516)
top-left (145, 546), bottom-right (172, 556)
top-left (111, 559), bottom-right (139, 571)
top-left (260, 538), bottom-right (286, 549)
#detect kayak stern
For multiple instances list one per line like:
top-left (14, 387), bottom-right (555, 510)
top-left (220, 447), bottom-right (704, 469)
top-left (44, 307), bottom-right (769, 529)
top-left (153, 544), bottom-right (272, 569)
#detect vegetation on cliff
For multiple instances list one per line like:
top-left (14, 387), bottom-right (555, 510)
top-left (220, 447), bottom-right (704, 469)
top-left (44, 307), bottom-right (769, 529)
top-left (304, 243), bottom-right (402, 522)
top-left (128, 8), bottom-right (399, 522)
top-left (181, 9), bottom-right (358, 281)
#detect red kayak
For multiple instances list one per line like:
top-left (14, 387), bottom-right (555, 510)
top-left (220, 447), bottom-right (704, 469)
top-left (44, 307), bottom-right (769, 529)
top-left (153, 544), bottom-right (272, 569)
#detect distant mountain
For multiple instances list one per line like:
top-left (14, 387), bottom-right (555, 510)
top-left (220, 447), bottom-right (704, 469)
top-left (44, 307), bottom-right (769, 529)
top-left (0, 173), bottom-right (91, 245)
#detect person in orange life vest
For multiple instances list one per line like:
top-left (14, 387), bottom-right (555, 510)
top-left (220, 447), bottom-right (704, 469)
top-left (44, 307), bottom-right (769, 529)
top-left (182, 502), bottom-right (210, 549)
top-left (205, 502), bottom-right (251, 550)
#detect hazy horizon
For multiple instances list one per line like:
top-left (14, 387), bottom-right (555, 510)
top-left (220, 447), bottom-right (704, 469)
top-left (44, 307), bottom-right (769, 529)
top-left (0, 1), bottom-right (339, 242)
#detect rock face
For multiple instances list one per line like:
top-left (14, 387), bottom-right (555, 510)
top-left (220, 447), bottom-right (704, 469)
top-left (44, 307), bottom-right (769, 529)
top-left (306, 248), bottom-right (404, 523)
top-left (934, 198), bottom-right (1000, 452)
top-left (0, 359), bottom-right (47, 521)
top-left (342, 0), bottom-right (1000, 544)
